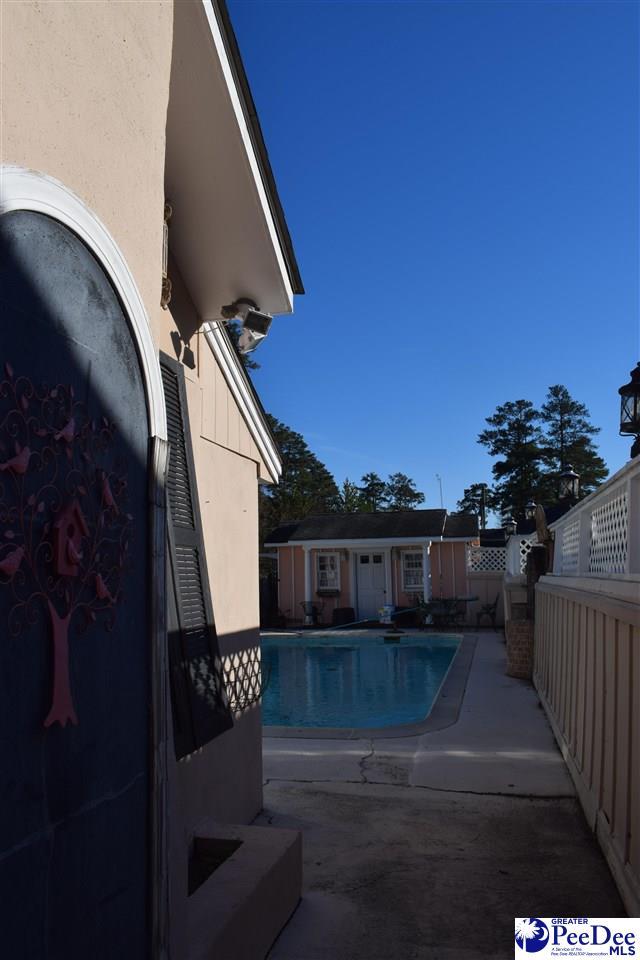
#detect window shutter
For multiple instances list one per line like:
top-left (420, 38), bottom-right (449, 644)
top-left (160, 353), bottom-right (233, 758)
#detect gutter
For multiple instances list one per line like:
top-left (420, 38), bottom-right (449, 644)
top-left (203, 321), bottom-right (282, 483)
top-left (265, 536), bottom-right (477, 549)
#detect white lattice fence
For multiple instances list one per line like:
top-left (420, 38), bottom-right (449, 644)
top-left (551, 458), bottom-right (639, 578)
top-left (519, 536), bottom-right (537, 572)
top-left (506, 534), bottom-right (538, 574)
top-left (560, 516), bottom-right (580, 574)
top-left (589, 489), bottom-right (628, 574)
top-left (466, 545), bottom-right (506, 572)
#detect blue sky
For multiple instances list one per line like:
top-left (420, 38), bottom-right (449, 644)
top-left (229, 0), bottom-right (639, 514)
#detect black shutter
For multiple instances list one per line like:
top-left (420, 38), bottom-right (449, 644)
top-left (160, 352), bottom-right (233, 758)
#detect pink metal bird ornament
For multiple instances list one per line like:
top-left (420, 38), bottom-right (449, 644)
top-left (0, 445), bottom-right (31, 475)
top-left (0, 545), bottom-right (25, 578)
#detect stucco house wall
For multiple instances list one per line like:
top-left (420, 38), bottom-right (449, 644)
top-left (2, 7), bottom-right (294, 955)
top-left (2, 0), bottom-right (174, 352)
top-left (3, 0), bottom-right (270, 826)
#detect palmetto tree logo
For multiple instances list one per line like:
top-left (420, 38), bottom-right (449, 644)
top-left (0, 363), bottom-right (132, 727)
top-left (515, 918), bottom-right (549, 953)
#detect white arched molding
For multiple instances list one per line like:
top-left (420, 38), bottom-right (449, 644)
top-left (0, 165), bottom-right (167, 442)
top-left (0, 163), bottom-right (170, 958)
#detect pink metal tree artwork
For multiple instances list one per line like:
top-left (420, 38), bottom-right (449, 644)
top-left (0, 363), bottom-right (132, 727)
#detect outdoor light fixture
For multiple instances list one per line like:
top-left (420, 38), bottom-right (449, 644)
top-left (559, 464), bottom-right (580, 503)
top-left (618, 361), bottom-right (640, 459)
top-left (525, 500), bottom-right (537, 521)
top-left (503, 515), bottom-right (517, 537)
top-left (220, 298), bottom-right (273, 355)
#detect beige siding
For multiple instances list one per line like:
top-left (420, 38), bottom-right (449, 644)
top-left (163, 252), bottom-right (269, 827)
top-left (195, 442), bottom-right (260, 638)
top-left (163, 263), bottom-right (269, 480)
top-left (534, 578), bottom-right (640, 915)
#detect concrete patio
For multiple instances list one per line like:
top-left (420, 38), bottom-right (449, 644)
top-left (257, 630), bottom-right (626, 959)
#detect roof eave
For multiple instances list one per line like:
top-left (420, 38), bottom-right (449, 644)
top-left (213, 0), bottom-right (304, 295)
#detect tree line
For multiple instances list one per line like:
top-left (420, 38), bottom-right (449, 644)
top-left (259, 415), bottom-right (425, 544)
top-left (457, 384), bottom-right (607, 523)
top-left (227, 334), bottom-right (427, 541)
top-left (230, 327), bottom-right (606, 533)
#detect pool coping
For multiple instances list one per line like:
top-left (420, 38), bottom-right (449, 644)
top-left (262, 631), bottom-right (478, 741)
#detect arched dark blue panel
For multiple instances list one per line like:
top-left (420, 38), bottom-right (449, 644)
top-left (0, 211), bottom-right (150, 959)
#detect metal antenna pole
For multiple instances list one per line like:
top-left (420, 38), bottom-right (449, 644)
top-left (435, 474), bottom-right (444, 509)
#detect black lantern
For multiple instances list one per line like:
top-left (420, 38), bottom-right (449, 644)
top-left (525, 500), bottom-right (537, 521)
top-left (619, 361), bottom-right (640, 458)
top-left (559, 464), bottom-right (580, 503)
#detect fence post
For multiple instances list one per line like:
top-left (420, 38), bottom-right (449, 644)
top-left (526, 545), bottom-right (548, 619)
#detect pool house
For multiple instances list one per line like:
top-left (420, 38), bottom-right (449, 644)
top-left (265, 510), bottom-right (479, 626)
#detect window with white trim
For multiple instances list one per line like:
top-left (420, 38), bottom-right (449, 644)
top-left (402, 551), bottom-right (423, 591)
top-left (316, 552), bottom-right (340, 591)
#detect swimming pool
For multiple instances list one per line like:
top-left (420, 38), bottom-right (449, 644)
top-left (261, 631), bottom-right (461, 729)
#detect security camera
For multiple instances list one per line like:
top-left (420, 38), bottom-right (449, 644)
top-left (219, 299), bottom-right (273, 354)
top-left (238, 309), bottom-right (272, 354)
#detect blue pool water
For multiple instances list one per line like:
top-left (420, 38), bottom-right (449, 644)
top-left (261, 632), bottom-right (461, 728)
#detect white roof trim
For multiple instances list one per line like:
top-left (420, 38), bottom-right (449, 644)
top-left (202, 321), bottom-right (281, 484)
top-left (267, 536), bottom-right (475, 549)
top-left (201, 0), bottom-right (293, 311)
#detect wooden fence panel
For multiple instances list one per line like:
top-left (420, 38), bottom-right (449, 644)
top-left (533, 581), bottom-right (640, 916)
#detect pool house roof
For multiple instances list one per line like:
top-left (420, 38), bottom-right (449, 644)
top-left (265, 510), bottom-right (478, 547)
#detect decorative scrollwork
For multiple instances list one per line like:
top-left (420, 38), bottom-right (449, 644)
top-left (0, 362), bottom-right (133, 727)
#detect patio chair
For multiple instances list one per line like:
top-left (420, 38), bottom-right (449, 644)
top-left (416, 598), bottom-right (439, 626)
top-left (451, 599), bottom-right (468, 627)
top-left (421, 600), bottom-right (449, 627)
top-left (476, 594), bottom-right (499, 628)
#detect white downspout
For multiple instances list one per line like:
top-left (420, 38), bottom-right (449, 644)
top-left (350, 550), bottom-right (358, 618)
top-left (422, 542), bottom-right (432, 601)
top-left (384, 548), bottom-right (392, 604)
top-left (303, 546), bottom-right (313, 623)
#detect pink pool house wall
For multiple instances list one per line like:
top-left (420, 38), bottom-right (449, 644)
top-left (265, 510), bottom-right (478, 626)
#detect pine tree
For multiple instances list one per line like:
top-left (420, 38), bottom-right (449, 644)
top-left (359, 472), bottom-right (387, 512)
top-left (478, 399), bottom-right (544, 521)
top-left (383, 472), bottom-right (425, 510)
top-left (225, 320), bottom-right (259, 372)
top-left (339, 478), bottom-right (364, 512)
top-left (539, 385), bottom-right (607, 497)
top-left (260, 415), bottom-right (341, 544)
top-left (457, 483), bottom-right (496, 527)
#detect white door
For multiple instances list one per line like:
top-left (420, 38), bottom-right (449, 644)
top-left (356, 553), bottom-right (386, 619)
